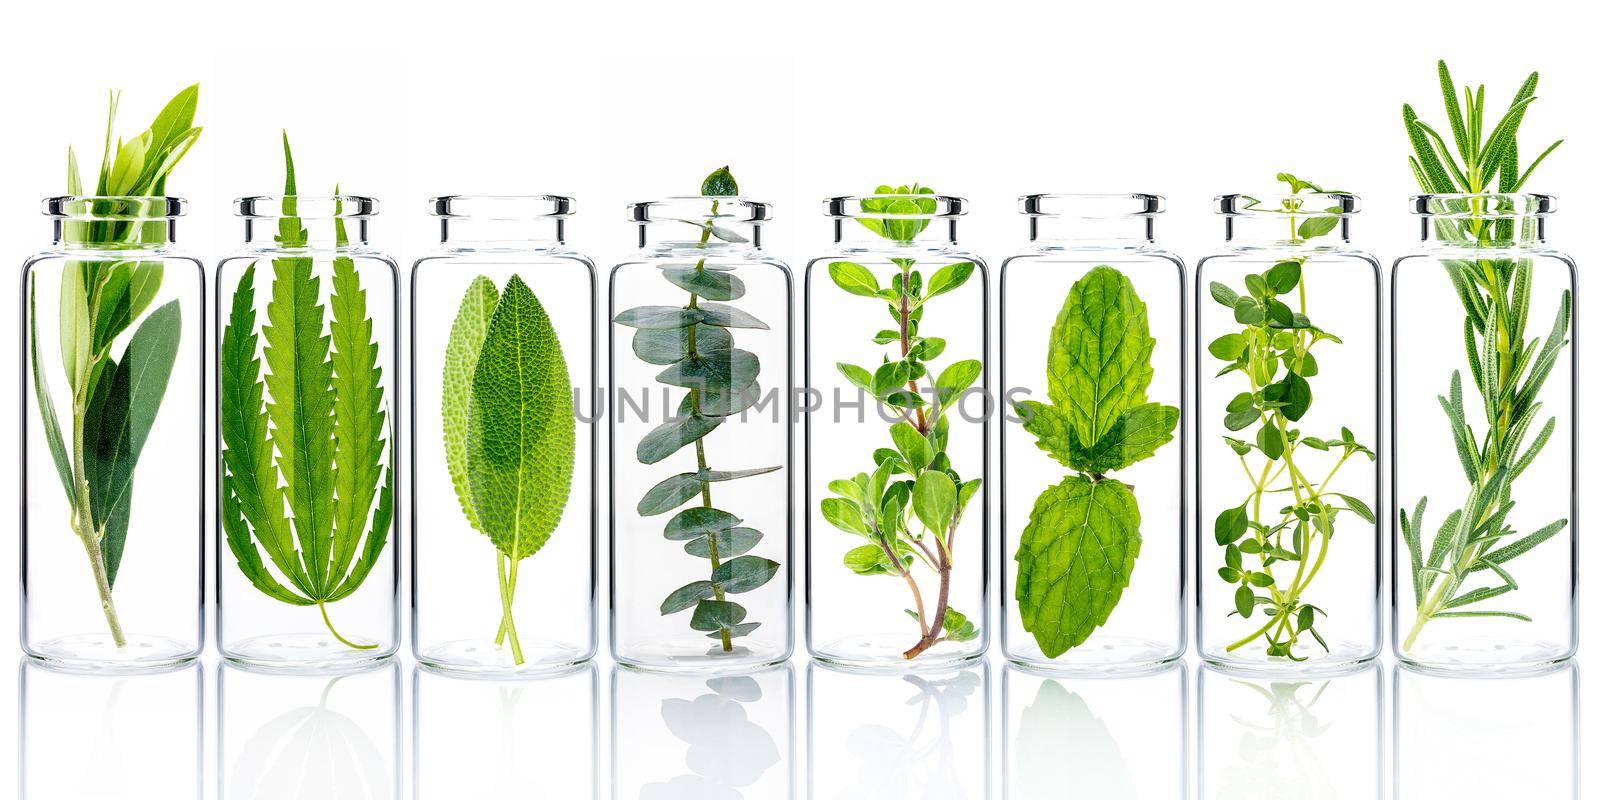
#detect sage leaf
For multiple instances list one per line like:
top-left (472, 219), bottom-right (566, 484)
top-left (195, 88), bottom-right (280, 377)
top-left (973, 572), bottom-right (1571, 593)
top-left (442, 276), bottom-right (499, 532)
top-left (1014, 476), bottom-right (1140, 658)
top-left (466, 275), bottom-right (576, 561)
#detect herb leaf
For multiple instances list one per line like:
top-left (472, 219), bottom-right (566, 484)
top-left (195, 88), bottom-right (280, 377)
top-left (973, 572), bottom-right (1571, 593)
top-left (1050, 267), bottom-right (1156, 447)
top-left (1016, 476), bottom-right (1141, 658)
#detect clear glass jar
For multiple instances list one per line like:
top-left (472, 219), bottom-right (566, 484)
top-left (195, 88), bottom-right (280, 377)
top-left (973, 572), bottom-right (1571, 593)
top-left (411, 196), bottom-right (597, 674)
top-left (611, 663), bottom-right (795, 798)
top-left (1195, 193), bottom-right (1380, 670)
top-left (21, 196), bottom-right (205, 669)
top-left (216, 195), bottom-right (400, 668)
top-left (1002, 661), bottom-right (1187, 797)
top-left (609, 197), bottom-right (793, 670)
top-left (1392, 194), bottom-right (1576, 672)
top-left (805, 193), bottom-right (990, 668)
top-left (999, 194), bottom-right (1186, 671)
top-left (807, 660), bottom-right (990, 797)
top-left (219, 659), bottom-right (401, 797)
top-left (415, 663), bottom-right (598, 796)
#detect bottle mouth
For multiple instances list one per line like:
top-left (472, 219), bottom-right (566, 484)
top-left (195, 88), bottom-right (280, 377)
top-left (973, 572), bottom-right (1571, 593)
top-left (431, 195), bottom-right (573, 219)
top-left (44, 195), bottom-right (186, 220)
top-left (825, 194), bottom-right (965, 220)
top-left (1019, 193), bottom-right (1162, 218)
top-left (627, 196), bottom-right (771, 223)
top-left (1216, 193), bottom-right (1359, 217)
top-left (1411, 192), bottom-right (1554, 219)
top-left (236, 195), bottom-right (378, 219)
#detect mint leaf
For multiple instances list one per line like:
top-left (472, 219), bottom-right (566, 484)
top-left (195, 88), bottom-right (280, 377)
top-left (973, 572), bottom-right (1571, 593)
top-left (1049, 266), bottom-right (1156, 446)
top-left (1015, 476), bottom-right (1141, 658)
top-left (1068, 402), bottom-right (1179, 474)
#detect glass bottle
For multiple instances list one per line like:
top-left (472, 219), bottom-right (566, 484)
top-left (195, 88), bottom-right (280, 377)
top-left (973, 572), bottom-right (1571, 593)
top-left (609, 196), bottom-right (793, 670)
top-left (1195, 192), bottom-right (1380, 670)
top-left (21, 196), bottom-right (204, 669)
top-left (1391, 193), bottom-right (1576, 671)
top-left (411, 196), bottom-right (597, 674)
top-left (999, 194), bottom-right (1186, 671)
top-left (216, 195), bottom-right (399, 668)
top-left (805, 192), bottom-right (990, 668)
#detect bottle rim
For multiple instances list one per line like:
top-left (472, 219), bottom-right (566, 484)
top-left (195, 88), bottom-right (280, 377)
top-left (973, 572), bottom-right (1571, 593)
top-left (1019, 193), bottom-right (1163, 218)
top-left (430, 195), bottom-right (573, 219)
top-left (44, 195), bottom-right (186, 220)
top-left (235, 195), bottom-right (378, 219)
top-left (626, 196), bottom-right (771, 223)
top-left (1411, 192), bottom-right (1554, 218)
top-left (825, 194), bottom-right (966, 220)
top-left (1215, 192), bottom-right (1359, 216)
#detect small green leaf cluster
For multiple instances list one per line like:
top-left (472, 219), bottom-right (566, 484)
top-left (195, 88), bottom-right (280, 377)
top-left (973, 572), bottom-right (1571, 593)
top-left (29, 86), bottom-right (200, 647)
top-left (1012, 266), bottom-right (1179, 658)
top-left (615, 167), bottom-right (779, 652)
top-left (1398, 62), bottom-right (1571, 651)
top-left (1208, 173), bottom-right (1375, 662)
top-left (855, 183), bottom-right (937, 243)
top-left (221, 136), bottom-right (392, 651)
top-left (820, 182), bottom-right (983, 660)
top-left (442, 273), bottom-right (575, 665)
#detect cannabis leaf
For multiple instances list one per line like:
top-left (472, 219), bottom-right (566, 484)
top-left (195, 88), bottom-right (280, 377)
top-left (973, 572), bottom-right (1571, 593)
top-left (221, 136), bottom-right (393, 651)
top-left (1013, 266), bottom-right (1177, 658)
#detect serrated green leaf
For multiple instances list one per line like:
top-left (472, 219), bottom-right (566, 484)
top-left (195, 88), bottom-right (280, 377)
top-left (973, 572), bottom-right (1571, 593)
top-left (1068, 402), bottom-right (1179, 474)
top-left (700, 166), bottom-right (738, 196)
top-left (1048, 266), bottom-right (1156, 446)
top-left (1015, 476), bottom-right (1141, 658)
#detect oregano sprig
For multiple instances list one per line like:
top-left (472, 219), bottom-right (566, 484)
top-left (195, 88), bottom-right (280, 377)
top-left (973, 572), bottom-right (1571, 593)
top-left (1207, 173), bottom-right (1376, 662)
top-left (615, 167), bottom-right (780, 652)
top-left (1398, 62), bottom-right (1571, 650)
top-left (820, 184), bottom-right (983, 660)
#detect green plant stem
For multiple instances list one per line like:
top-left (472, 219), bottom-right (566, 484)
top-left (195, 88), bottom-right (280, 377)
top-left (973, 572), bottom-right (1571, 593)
top-left (494, 552), bottom-right (525, 664)
top-left (317, 601), bottom-right (376, 650)
top-left (71, 379), bottom-right (126, 648)
top-left (687, 214), bottom-right (734, 654)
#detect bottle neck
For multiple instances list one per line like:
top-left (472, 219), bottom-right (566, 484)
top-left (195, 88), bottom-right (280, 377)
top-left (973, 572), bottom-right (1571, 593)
top-left (831, 217), bottom-right (959, 248)
top-left (1223, 214), bottom-right (1352, 249)
top-left (439, 216), bottom-right (565, 248)
top-left (1419, 214), bottom-right (1547, 249)
top-left (636, 220), bottom-right (764, 253)
top-left (54, 218), bottom-right (177, 250)
top-left (242, 216), bottom-right (371, 248)
top-left (1029, 215), bottom-right (1154, 248)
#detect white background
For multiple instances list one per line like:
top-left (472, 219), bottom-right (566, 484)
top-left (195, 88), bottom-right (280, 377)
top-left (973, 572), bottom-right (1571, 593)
top-left (2, 0), bottom-right (1596, 797)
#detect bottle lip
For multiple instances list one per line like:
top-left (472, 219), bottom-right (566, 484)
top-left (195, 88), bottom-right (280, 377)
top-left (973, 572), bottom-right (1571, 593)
top-left (825, 194), bottom-right (966, 220)
top-left (430, 195), bottom-right (573, 219)
top-left (1215, 192), bottom-right (1359, 216)
top-left (1411, 192), bottom-right (1555, 218)
top-left (627, 196), bottom-right (771, 223)
top-left (235, 195), bottom-right (378, 219)
top-left (1019, 193), bottom-right (1163, 218)
top-left (44, 195), bottom-right (186, 220)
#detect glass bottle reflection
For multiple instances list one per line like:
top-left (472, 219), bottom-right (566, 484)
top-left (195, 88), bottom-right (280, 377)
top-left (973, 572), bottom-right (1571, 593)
top-left (1199, 662), bottom-right (1383, 799)
top-left (19, 660), bottom-right (201, 799)
top-left (808, 661), bottom-right (990, 799)
top-left (218, 660), bottom-right (400, 800)
top-left (612, 664), bottom-right (794, 799)
top-left (413, 663), bottom-right (597, 797)
top-left (1393, 662), bottom-right (1578, 798)
top-left (1003, 662), bottom-right (1187, 799)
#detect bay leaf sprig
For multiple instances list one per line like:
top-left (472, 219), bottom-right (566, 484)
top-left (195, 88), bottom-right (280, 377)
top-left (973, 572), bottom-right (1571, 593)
top-left (1398, 62), bottom-right (1570, 650)
top-left (1013, 266), bottom-right (1178, 658)
top-left (220, 134), bottom-right (393, 650)
top-left (442, 274), bottom-right (575, 665)
top-left (1207, 173), bottom-right (1376, 661)
top-left (820, 184), bottom-right (984, 660)
top-left (28, 86), bottom-right (198, 646)
top-left (614, 167), bottom-right (780, 652)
